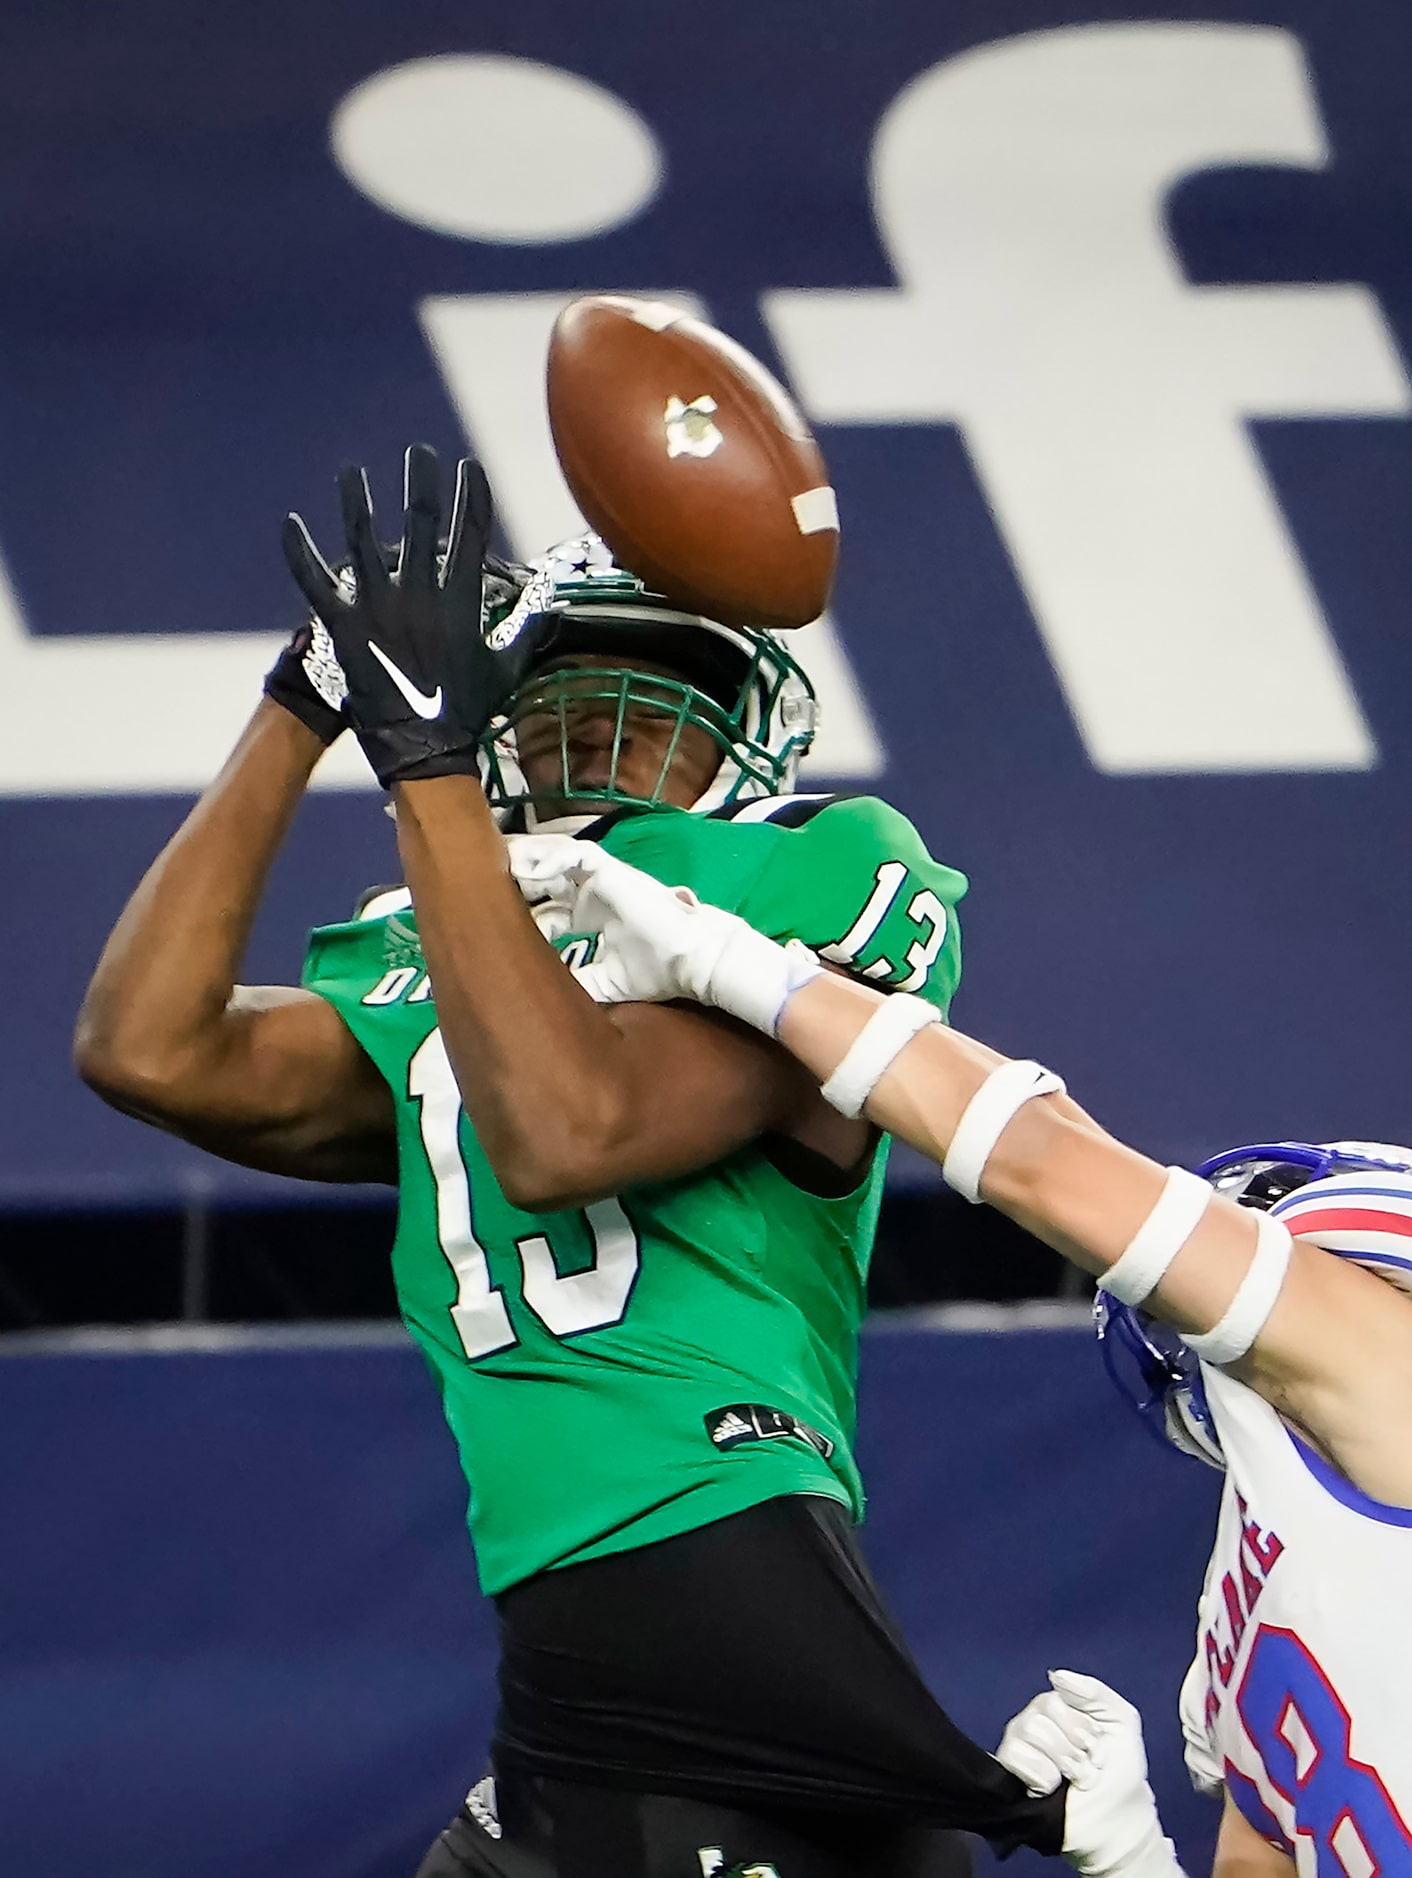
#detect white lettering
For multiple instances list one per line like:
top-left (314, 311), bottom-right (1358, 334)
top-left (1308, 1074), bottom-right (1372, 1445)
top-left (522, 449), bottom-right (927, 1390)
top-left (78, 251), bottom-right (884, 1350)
top-left (4, 33), bottom-right (1396, 795)
top-left (765, 25), bottom-right (1408, 772)
top-left (0, 559), bottom-right (373, 797)
top-left (362, 966), bottom-right (418, 1006)
top-left (332, 54), bottom-right (662, 244)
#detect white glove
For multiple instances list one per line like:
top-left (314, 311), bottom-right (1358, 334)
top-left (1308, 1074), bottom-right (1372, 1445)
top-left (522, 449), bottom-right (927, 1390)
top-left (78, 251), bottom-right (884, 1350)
top-left (505, 834), bottom-right (822, 1033)
top-left (996, 1671), bottom-right (1185, 1878)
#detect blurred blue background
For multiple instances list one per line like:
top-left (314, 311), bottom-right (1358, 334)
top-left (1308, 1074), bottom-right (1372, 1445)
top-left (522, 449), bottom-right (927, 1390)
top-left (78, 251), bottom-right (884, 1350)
top-left (1, 1324), bottom-right (1222, 1877)
top-left (4, 0), bottom-right (1411, 1204)
top-left (4, 1), bottom-right (1410, 1872)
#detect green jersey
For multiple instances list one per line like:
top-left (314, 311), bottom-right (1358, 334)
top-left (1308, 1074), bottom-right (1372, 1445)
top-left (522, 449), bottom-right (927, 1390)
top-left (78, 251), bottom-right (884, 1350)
top-left (303, 794), bottom-right (966, 1595)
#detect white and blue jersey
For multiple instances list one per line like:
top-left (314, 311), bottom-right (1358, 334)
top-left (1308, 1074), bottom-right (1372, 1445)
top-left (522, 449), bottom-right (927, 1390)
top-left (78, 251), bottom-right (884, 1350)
top-left (1179, 1361), bottom-right (1412, 1874)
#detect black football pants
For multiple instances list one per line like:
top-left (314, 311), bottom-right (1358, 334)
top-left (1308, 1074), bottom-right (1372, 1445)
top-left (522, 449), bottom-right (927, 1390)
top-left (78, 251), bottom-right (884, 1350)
top-left (415, 1769), bottom-right (975, 1878)
top-left (415, 1495), bottom-right (1062, 1876)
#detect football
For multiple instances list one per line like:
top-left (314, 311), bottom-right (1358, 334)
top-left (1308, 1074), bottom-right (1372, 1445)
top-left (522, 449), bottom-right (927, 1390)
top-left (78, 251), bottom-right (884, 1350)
top-left (546, 295), bottom-right (838, 630)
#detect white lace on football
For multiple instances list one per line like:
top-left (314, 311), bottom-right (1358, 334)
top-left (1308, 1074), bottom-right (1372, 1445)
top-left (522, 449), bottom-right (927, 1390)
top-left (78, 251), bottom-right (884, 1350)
top-left (1185, 1212), bottom-right (1293, 1366)
top-left (1099, 1167), bottom-right (1213, 1307)
top-left (818, 994), bottom-right (941, 1119)
top-left (942, 1059), bottom-right (1067, 1204)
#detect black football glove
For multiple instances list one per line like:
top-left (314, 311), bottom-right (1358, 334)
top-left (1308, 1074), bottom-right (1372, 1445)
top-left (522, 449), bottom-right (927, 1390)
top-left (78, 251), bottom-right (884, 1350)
top-left (263, 612), bottom-right (349, 745)
top-left (281, 444), bottom-right (535, 788)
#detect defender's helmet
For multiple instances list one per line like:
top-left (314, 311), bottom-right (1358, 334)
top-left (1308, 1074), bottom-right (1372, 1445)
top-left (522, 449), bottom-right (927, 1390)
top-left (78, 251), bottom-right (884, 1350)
top-left (477, 535), bottom-right (817, 818)
top-left (1097, 1138), bottom-right (1412, 1470)
top-left (1094, 1293), bottom-right (1225, 1469)
top-left (1207, 1140), bottom-right (1412, 1296)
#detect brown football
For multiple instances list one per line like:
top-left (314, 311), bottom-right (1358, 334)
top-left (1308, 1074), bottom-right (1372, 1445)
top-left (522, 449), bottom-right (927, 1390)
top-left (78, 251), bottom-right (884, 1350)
top-left (546, 295), bottom-right (838, 630)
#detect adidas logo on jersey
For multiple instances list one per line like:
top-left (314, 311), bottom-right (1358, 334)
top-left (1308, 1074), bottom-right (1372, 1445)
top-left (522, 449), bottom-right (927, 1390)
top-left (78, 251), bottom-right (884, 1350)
top-left (712, 1412), bottom-right (754, 1444)
top-left (705, 1403), bottom-right (835, 1460)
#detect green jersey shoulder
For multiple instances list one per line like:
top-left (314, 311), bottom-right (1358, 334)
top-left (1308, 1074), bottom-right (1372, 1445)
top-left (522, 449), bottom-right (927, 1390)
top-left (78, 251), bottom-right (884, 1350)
top-left (602, 793), bottom-right (966, 1013)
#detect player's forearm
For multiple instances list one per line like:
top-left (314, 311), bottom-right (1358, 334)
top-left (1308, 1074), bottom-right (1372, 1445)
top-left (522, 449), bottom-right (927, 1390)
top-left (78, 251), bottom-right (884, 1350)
top-left (777, 973), bottom-right (1258, 1329)
top-left (783, 969), bottom-right (1412, 1493)
top-left (75, 701), bottom-right (324, 1102)
top-left (392, 777), bottom-right (648, 1204)
top-left (776, 972), bottom-right (1098, 1175)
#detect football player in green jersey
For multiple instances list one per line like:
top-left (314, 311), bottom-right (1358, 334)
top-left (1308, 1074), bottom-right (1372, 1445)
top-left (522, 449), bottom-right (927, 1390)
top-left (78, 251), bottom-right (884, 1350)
top-left (76, 447), bottom-right (1065, 1878)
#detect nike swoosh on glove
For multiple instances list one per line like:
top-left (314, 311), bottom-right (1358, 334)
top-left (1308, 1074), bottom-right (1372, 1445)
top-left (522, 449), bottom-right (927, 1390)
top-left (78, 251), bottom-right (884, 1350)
top-left (281, 444), bottom-right (538, 787)
top-left (505, 834), bottom-right (822, 1032)
top-left (996, 1672), bottom-right (1186, 1878)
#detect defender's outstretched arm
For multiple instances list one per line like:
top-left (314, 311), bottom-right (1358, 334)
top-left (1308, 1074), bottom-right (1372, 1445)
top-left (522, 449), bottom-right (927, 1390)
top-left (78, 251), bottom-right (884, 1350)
top-left (75, 700), bottom-right (395, 1182)
top-left (508, 835), bottom-right (1412, 1505)
top-left (776, 969), bottom-right (1412, 1504)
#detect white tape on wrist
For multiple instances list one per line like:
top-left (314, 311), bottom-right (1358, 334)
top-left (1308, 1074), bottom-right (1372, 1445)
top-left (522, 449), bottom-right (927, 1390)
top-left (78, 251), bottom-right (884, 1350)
top-left (819, 994), bottom-right (940, 1119)
top-left (941, 1059), bottom-right (1066, 1203)
top-left (1185, 1213), bottom-right (1293, 1365)
top-left (1098, 1167), bottom-right (1213, 1307)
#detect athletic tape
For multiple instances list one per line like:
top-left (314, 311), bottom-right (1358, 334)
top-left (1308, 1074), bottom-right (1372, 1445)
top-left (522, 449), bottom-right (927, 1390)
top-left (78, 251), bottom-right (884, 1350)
top-left (1099, 1167), bottom-right (1213, 1307)
top-left (790, 486), bottom-right (839, 535)
top-left (1185, 1213), bottom-right (1293, 1365)
top-left (819, 994), bottom-right (940, 1119)
top-left (942, 1059), bottom-right (1067, 1204)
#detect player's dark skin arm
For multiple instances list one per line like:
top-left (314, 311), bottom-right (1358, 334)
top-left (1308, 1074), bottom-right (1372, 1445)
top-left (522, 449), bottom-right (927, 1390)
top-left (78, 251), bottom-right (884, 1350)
top-left (392, 774), bottom-right (871, 1212)
top-left (73, 701), bottom-right (395, 1182)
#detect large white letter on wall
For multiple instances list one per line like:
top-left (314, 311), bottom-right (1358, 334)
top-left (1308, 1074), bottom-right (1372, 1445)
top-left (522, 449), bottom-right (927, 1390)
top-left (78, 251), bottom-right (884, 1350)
top-left (0, 54), bottom-right (881, 796)
top-left (766, 24), bottom-right (1410, 773)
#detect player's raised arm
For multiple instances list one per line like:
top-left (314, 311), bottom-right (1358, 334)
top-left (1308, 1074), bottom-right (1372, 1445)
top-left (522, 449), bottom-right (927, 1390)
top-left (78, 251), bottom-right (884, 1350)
top-left (507, 837), bottom-right (1412, 1506)
top-left (74, 639), bottom-right (396, 1184)
top-left (286, 446), bottom-right (870, 1212)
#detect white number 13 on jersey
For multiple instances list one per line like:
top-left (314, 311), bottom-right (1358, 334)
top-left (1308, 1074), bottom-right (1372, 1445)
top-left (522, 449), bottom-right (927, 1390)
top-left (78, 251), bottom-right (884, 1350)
top-left (408, 1030), bottom-right (641, 1360)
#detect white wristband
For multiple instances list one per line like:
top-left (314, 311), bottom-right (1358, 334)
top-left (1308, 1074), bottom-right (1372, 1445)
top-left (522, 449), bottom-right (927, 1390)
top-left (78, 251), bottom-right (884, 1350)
top-left (819, 994), bottom-right (941, 1119)
top-left (1099, 1168), bottom-right (1212, 1307)
top-left (942, 1059), bottom-right (1067, 1203)
top-left (1185, 1213), bottom-right (1293, 1365)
